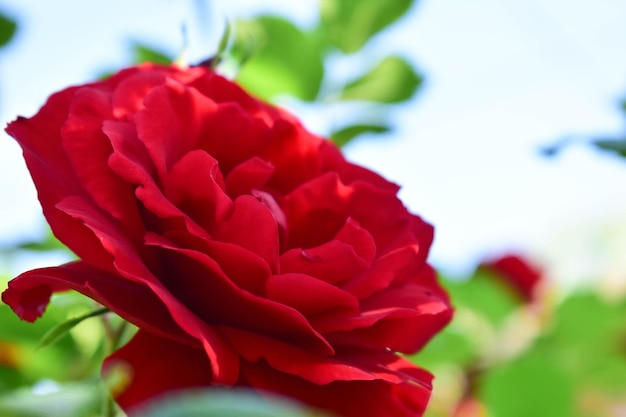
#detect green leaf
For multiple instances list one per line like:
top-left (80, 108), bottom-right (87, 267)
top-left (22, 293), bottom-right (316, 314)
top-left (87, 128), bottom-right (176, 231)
top-left (547, 292), bottom-right (625, 353)
top-left (36, 308), bottom-right (108, 350)
top-left (0, 302), bottom-right (69, 347)
top-left (0, 359), bottom-right (25, 391)
top-left (216, 20), bottom-right (232, 60)
top-left (409, 321), bottom-right (478, 369)
top-left (0, 12), bottom-right (17, 48)
top-left (330, 124), bottom-right (390, 147)
top-left (593, 138), bottom-right (626, 158)
top-left (134, 388), bottom-right (331, 417)
top-left (444, 270), bottom-right (520, 329)
top-left (0, 382), bottom-right (102, 417)
top-left (132, 43), bottom-right (172, 65)
top-left (232, 16), bottom-right (324, 101)
top-left (0, 298), bottom-right (102, 384)
top-left (13, 229), bottom-right (68, 253)
top-left (320, 0), bottom-right (413, 53)
top-left (539, 292), bottom-right (626, 393)
top-left (339, 55), bottom-right (422, 103)
top-left (481, 349), bottom-right (574, 417)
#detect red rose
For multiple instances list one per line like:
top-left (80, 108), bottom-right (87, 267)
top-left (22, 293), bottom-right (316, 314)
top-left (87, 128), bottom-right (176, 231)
top-left (3, 63), bottom-right (452, 417)
top-left (481, 254), bottom-right (543, 303)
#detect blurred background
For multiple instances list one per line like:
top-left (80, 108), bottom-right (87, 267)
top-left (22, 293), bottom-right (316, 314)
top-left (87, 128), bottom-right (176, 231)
top-left (1, 0), bottom-right (626, 281)
top-left (0, 1), bottom-right (625, 416)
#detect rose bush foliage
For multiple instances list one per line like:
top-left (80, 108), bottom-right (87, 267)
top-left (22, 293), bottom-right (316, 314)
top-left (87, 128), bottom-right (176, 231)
top-left (2, 63), bottom-right (452, 417)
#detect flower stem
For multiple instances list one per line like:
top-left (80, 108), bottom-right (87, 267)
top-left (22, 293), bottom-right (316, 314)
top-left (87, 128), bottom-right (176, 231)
top-left (101, 313), bottom-right (130, 417)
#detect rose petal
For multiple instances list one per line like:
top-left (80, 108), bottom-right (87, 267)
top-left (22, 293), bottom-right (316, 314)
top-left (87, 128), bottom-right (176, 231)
top-left (5, 91), bottom-right (113, 270)
top-left (160, 230), bottom-right (271, 296)
top-left (224, 157), bottom-right (275, 198)
top-left (265, 273), bottom-right (359, 317)
top-left (1, 262), bottom-right (188, 345)
top-left (345, 180), bottom-right (413, 251)
top-left (106, 121), bottom-right (211, 240)
top-left (144, 233), bottom-right (334, 355)
top-left (279, 240), bottom-right (367, 286)
top-left (342, 241), bottom-right (419, 299)
top-left (189, 70), bottom-right (272, 115)
top-left (195, 103), bottom-right (272, 174)
top-left (103, 330), bottom-right (214, 411)
top-left (240, 360), bottom-right (431, 417)
top-left (410, 214), bottom-right (435, 265)
top-left (56, 196), bottom-right (239, 384)
top-left (1, 271), bottom-right (68, 323)
top-left (323, 283), bottom-right (453, 353)
top-left (220, 328), bottom-right (418, 385)
top-left (62, 87), bottom-right (143, 237)
top-left (163, 150), bottom-right (230, 235)
top-left (105, 120), bottom-right (155, 185)
top-left (283, 172), bottom-right (351, 249)
top-left (215, 195), bottom-right (280, 269)
top-left (135, 79), bottom-right (218, 179)
top-left (262, 119), bottom-right (325, 194)
top-left (335, 218), bottom-right (377, 265)
top-left (111, 68), bottom-right (168, 119)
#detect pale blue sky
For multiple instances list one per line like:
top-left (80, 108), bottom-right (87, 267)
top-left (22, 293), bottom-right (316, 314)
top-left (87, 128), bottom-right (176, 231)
top-left (1, 0), bottom-right (626, 282)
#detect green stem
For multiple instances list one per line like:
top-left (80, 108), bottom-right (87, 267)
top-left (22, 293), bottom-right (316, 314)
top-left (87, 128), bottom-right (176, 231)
top-left (111, 320), bottom-right (129, 351)
top-left (103, 391), bottom-right (116, 417)
top-left (101, 314), bottom-right (130, 417)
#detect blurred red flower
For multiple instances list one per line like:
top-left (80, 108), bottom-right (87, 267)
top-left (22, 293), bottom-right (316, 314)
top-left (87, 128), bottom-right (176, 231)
top-left (481, 254), bottom-right (543, 302)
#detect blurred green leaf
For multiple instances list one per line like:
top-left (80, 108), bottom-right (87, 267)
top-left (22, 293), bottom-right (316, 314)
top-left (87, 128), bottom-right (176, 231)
top-left (339, 55), bottom-right (421, 103)
top-left (0, 349), bottom-right (25, 391)
top-left (134, 388), bottom-right (331, 417)
top-left (216, 20), bottom-right (231, 61)
top-left (444, 271), bottom-right (520, 328)
top-left (0, 296), bottom-right (102, 384)
top-left (409, 322), bottom-right (478, 368)
top-left (232, 16), bottom-right (324, 101)
top-left (481, 349), bottom-right (574, 417)
top-left (0, 303), bottom-right (73, 348)
top-left (13, 230), bottom-right (67, 253)
top-left (547, 292), bottom-right (626, 354)
top-left (593, 138), bottom-right (626, 158)
top-left (0, 12), bottom-right (17, 48)
top-left (36, 307), bottom-right (108, 350)
top-left (0, 382), bottom-right (102, 417)
top-left (330, 124), bottom-right (390, 147)
top-left (539, 292), bottom-right (626, 394)
top-left (132, 43), bottom-right (172, 65)
top-left (320, 0), bottom-right (413, 53)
